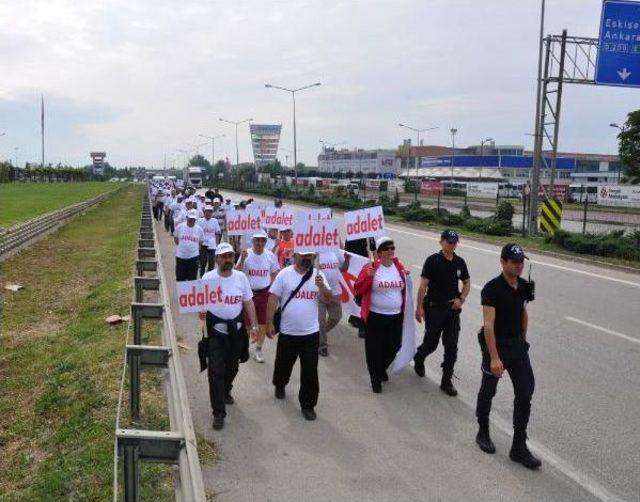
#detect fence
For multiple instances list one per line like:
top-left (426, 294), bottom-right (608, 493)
top-left (113, 189), bottom-right (205, 501)
top-left (0, 190), bottom-right (118, 260)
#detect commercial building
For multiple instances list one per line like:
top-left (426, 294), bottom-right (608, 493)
top-left (250, 124), bottom-right (281, 168)
top-left (317, 148), bottom-right (400, 177)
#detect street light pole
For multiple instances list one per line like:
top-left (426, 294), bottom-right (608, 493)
top-left (199, 133), bottom-right (225, 168)
top-left (265, 82), bottom-right (322, 188)
top-left (219, 117), bottom-right (253, 177)
top-left (450, 128), bottom-right (457, 181)
top-left (479, 137), bottom-right (493, 181)
top-left (610, 123), bottom-right (624, 184)
top-left (398, 123), bottom-right (439, 181)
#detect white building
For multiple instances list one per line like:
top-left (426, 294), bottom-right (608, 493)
top-left (317, 148), bottom-right (400, 177)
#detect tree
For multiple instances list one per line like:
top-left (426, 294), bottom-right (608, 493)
top-left (188, 154), bottom-right (211, 169)
top-left (618, 110), bottom-right (640, 183)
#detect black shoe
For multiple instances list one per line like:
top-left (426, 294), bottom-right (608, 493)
top-left (358, 328), bottom-right (365, 339)
top-left (413, 357), bottom-right (425, 377)
top-left (319, 347), bottom-right (329, 357)
top-left (476, 426), bottom-right (496, 454)
top-left (275, 386), bottom-right (286, 400)
top-left (302, 408), bottom-right (317, 421)
top-left (212, 414), bottom-right (225, 430)
top-left (440, 378), bottom-right (458, 397)
top-left (510, 439), bottom-right (542, 469)
top-left (381, 371), bottom-right (389, 382)
top-left (224, 393), bottom-right (235, 405)
top-left (348, 315), bottom-right (359, 328)
top-left (371, 379), bottom-right (382, 393)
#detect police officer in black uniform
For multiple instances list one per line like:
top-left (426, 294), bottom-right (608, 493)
top-left (475, 243), bottom-right (541, 469)
top-left (413, 229), bottom-right (470, 396)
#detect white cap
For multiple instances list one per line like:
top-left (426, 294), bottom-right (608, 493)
top-left (375, 236), bottom-right (394, 249)
top-left (252, 231), bottom-right (268, 239)
top-left (186, 209), bottom-right (198, 219)
top-left (215, 242), bottom-right (234, 255)
top-left (204, 204), bottom-right (214, 211)
top-left (295, 248), bottom-right (315, 255)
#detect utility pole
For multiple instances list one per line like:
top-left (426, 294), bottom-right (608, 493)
top-left (450, 128), bottom-right (457, 181)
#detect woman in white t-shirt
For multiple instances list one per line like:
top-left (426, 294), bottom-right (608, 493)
top-left (354, 236), bottom-right (408, 393)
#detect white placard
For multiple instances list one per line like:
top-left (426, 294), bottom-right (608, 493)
top-left (337, 252), bottom-right (370, 317)
top-left (298, 208), bottom-right (332, 220)
top-left (597, 185), bottom-right (640, 207)
top-left (391, 275), bottom-right (416, 373)
top-left (467, 182), bottom-right (499, 199)
top-left (344, 206), bottom-right (385, 241)
top-left (293, 218), bottom-right (340, 253)
top-left (176, 278), bottom-right (225, 313)
top-left (263, 207), bottom-right (295, 230)
top-left (225, 208), bottom-right (262, 236)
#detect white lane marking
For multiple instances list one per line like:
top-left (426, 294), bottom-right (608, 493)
top-left (410, 265), bottom-right (481, 290)
top-left (565, 316), bottom-right (639, 346)
top-left (421, 364), bottom-right (626, 502)
top-left (385, 225), bottom-right (640, 289)
top-left (233, 192), bottom-right (640, 288)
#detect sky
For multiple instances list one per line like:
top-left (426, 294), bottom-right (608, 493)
top-left (0, 0), bottom-right (637, 169)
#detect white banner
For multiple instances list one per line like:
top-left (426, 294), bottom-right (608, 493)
top-left (176, 278), bottom-right (227, 313)
top-left (337, 252), bottom-right (370, 317)
top-left (298, 208), bottom-right (332, 220)
top-left (467, 182), bottom-right (498, 199)
top-left (293, 218), bottom-right (340, 253)
top-left (263, 207), bottom-right (295, 230)
top-left (597, 185), bottom-right (640, 207)
top-left (226, 208), bottom-right (262, 236)
top-left (391, 275), bottom-right (416, 373)
top-left (344, 206), bottom-right (385, 242)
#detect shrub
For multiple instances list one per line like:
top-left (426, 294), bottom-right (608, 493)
top-left (495, 201), bottom-right (515, 223)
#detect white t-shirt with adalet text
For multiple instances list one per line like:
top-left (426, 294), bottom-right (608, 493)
top-left (238, 249), bottom-right (279, 290)
top-left (197, 217), bottom-right (221, 248)
top-left (175, 223), bottom-right (204, 259)
top-left (269, 266), bottom-right (329, 336)
top-left (370, 263), bottom-right (404, 315)
top-left (201, 269), bottom-right (253, 334)
top-left (318, 252), bottom-right (345, 296)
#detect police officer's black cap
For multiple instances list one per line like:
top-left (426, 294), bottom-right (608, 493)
top-left (501, 243), bottom-right (528, 262)
top-left (440, 229), bottom-right (459, 243)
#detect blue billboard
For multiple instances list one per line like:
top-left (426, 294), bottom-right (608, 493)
top-left (420, 155), bottom-right (576, 170)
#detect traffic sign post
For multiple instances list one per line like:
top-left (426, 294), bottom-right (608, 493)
top-left (595, 0), bottom-right (640, 88)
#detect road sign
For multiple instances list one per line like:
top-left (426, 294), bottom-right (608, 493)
top-left (540, 198), bottom-right (563, 234)
top-left (595, 0), bottom-right (640, 88)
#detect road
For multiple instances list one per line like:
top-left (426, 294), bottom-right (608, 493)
top-left (157, 191), bottom-right (640, 502)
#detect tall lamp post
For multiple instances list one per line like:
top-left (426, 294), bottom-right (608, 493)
top-left (610, 123), bottom-right (625, 184)
top-left (479, 137), bottom-right (493, 180)
top-left (398, 123), bottom-right (438, 179)
top-left (199, 133), bottom-right (225, 169)
top-left (219, 117), bottom-right (253, 177)
top-left (265, 82), bottom-right (321, 188)
top-left (450, 128), bottom-right (457, 181)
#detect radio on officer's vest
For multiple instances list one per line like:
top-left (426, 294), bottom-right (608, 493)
top-left (523, 264), bottom-right (535, 302)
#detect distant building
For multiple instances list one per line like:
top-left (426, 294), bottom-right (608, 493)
top-left (250, 124), bottom-right (281, 168)
top-left (317, 148), bottom-right (400, 176)
top-left (90, 152), bottom-right (106, 176)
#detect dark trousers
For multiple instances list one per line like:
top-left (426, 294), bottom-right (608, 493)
top-left (364, 311), bottom-right (403, 383)
top-left (272, 332), bottom-right (319, 410)
top-left (475, 345), bottom-right (535, 434)
top-left (199, 246), bottom-right (215, 278)
top-left (175, 256), bottom-right (199, 281)
top-left (207, 330), bottom-right (247, 416)
top-left (155, 201), bottom-right (164, 221)
top-left (415, 307), bottom-right (461, 375)
top-left (164, 211), bottom-right (173, 233)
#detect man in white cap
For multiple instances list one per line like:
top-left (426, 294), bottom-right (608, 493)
top-left (164, 189), bottom-right (177, 235)
top-left (169, 194), bottom-right (185, 235)
top-left (212, 199), bottom-right (226, 240)
top-left (197, 204), bottom-right (221, 277)
top-left (266, 249), bottom-right (332, 421)
top-left (201, 242), bottom-right (259, 430)
top-left (235, 231), bottom-right (280, 363)
top-left (173, 209), bottom-right (204, 281)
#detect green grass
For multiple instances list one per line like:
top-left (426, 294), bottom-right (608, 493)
top-left (0, 182), bottom-right (118, 227)
top-left (0, 184), bottom-right (173, 500)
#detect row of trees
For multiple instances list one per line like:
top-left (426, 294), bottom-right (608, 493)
top-left (617, 109), bottom-right (640, 184)
top-left (0, 161), bottom-right (138, 183)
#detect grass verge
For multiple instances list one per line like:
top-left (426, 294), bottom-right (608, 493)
top-left (0, 182), bottom-right (119, 227)
top-left (0, 184), bottom-right (172, 500)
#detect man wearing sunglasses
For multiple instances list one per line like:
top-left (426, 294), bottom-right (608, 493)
top-left (414, 229), bottom-right (470, 397)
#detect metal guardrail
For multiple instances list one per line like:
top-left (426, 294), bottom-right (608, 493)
top-left (113, 189), bottom-right (205, 501)
top-left (0, 189), bottom-right (118, 260)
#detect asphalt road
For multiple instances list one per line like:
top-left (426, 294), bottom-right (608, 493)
top-left (157, 191), bottom-right (639, 502)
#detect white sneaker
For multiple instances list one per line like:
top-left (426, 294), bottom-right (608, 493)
top-left (253, 349), bottom-right (265, 363)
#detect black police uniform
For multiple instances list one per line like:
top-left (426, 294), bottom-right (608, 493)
top-left (475, 272), bottom-right (540, 467)
top-left (414, 251), bottom-right (469, 384)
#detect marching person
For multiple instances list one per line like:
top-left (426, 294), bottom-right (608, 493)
top-left (266, 249), bottom-right (332, 421)
top-left (413, 229), bottom-right (470, 396)
top-left (197, 203), bottom-right (221, 277)
top-left (173, 209), bottom-right (204, 281)
top-left (266, 227), bottom-right (279, 253)
top-left (354, 236), bottom-right (408, 394)
top-left (275, 227), bottom-right (295, 268)
top-left (345, 236), bottom-right (376, 338)
top-left (474, 243), bottom-right (541, 469)
top-left (200, 242), bottom-right (259, 430)
top-left (316, 250), bottom-right (350, 357)
top-left (236, 231), bottom-right (280, 363)
top-left (163, 189), bottom-right (176, 233)
top-left (212, 199), bottom-right (226, 240)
